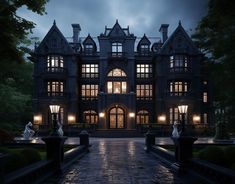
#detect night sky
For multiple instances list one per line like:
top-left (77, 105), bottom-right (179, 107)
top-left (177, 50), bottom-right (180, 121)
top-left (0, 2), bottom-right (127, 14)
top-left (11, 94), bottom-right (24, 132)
top-left (17, 0), bottom-right (209, 41)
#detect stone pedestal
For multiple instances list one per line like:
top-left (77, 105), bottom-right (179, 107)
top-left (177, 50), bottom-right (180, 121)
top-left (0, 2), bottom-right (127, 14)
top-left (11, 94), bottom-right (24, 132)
top-left (79, 130), bottom-right (89, 149)
top-left (171, 136), bottom-right (197, 174)
top-left (145, 131), bottom-right (155, 152)
top-left (42, 136), bottom-right (67, 172)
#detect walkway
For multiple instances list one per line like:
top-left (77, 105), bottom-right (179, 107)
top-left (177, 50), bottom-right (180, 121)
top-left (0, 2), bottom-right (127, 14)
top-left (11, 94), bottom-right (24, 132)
top-left (45, 139), bottom-right (189, 184)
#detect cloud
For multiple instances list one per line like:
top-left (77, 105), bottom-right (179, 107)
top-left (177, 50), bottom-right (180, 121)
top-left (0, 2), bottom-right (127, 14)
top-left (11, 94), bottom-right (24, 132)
top-left (17, 0), bottom-right (208, 41)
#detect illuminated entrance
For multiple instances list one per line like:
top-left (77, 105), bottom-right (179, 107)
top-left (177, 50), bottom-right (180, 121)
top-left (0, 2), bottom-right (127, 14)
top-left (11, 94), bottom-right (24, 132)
top-left (109, 106), bottom-right (125, 129)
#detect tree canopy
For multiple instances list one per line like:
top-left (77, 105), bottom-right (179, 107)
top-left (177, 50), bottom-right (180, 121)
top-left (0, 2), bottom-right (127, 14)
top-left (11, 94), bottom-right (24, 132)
top-left (0, 0), bottom-right (48, 132)
top-left (193, 0), bottom-right (235, 126)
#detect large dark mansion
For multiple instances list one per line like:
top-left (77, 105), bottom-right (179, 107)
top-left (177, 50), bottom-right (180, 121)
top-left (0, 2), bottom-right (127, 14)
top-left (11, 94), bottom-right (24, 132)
top-left (31, 20), bottom-right (211, 131)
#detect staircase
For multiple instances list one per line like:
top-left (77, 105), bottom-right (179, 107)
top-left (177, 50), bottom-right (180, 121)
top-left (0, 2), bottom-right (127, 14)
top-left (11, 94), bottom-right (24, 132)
top-left (90, 129), bottom-right (144, 138)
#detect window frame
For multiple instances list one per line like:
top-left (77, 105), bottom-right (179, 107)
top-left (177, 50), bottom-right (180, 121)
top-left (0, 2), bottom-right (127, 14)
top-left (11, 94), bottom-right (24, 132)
top-left (81, 64), bottom-right (99, 78)
top-left (136, 84), bottom-right (153, 100)
top-left (81, 84), bottom-right (98, 100)
top-left (136, 64), bottom-right (152, 78)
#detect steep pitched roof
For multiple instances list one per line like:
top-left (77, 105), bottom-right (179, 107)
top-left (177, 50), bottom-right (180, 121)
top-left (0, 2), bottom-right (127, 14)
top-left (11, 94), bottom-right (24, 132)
top-left (83, 34), bottom-right (97, 50)
top-left (108, 20), bottom-right (126, 37)
top-left (35, 20), bottom-right (73, 54)
top-left (160, 21), bottom-right (200, 55)
top-left (137, 34), bottom-right (151, 48)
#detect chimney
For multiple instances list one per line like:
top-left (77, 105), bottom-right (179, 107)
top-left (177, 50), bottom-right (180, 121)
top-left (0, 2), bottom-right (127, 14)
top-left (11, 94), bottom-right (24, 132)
top-left (159, 24), bottom-right (169, 43)
top-left (72, 24), bottom-right (81, 43)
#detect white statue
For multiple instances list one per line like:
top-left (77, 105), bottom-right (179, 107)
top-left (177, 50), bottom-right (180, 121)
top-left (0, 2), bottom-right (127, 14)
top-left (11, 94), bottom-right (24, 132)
top-left (172, 121), bottom-right (179, 138)
top-left (57, 121), bottom-right (64, 136)
top-left (23, 122), bottom-right (35, 140)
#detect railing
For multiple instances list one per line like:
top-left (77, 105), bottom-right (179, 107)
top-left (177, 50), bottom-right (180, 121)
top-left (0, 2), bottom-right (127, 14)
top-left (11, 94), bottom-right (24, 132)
top-left (108, 52), bottom-right (126, 58)
top-left (169, 67), bottom-right (191, 73)
top-left (166, 91), bottom-right (193, 97)
top-left (36, 123), bottom-right (98, 136)
top-left (44, 67), bottom-right (67, 74)
top-left (136, 123), bottom-right (214, 136)
top-left (39, 92), bottom-right (69, 98)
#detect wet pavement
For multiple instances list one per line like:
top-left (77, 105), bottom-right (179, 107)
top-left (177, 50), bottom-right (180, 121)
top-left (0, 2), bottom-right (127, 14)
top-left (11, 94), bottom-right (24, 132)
top-left (45, 139), bottom-right (188, 184)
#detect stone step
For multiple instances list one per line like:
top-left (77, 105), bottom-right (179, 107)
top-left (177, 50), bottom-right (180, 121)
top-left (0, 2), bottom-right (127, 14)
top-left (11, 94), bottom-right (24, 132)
top-left (90, 129), bottom-right (144, 138)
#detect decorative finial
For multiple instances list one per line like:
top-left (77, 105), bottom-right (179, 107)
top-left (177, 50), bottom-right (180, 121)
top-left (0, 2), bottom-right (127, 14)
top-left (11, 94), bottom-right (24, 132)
top-left (53, 20), bottom-right (56, 25)
top-left (179, 20), bottom-right (181, 26)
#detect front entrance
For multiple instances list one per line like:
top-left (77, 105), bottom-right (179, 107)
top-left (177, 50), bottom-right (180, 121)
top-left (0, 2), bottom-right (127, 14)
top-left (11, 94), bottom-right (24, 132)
top-left (109, 106), bottom-right (125, 128)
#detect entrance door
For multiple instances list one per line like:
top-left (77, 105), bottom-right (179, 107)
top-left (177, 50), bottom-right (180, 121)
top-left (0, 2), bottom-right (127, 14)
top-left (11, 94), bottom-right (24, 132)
top-left (109, 106), bottom-right (125, 128)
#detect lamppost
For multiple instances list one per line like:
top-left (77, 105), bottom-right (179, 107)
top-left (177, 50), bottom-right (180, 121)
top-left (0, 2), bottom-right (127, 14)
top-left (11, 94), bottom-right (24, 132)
top-left (49, 105), bottom-right (60, 136)
top-left (171, 104), bottom-right (197, 174)
top-left (178, 105), bottom-right (188, 135)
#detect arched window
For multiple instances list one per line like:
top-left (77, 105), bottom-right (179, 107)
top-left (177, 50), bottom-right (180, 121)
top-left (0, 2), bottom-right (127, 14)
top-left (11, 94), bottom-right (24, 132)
top-left (83, 110), bottom-right (98, 124)
top-left (109, 106), bottom-right (125, 128)
top-left (107, 68), bottom-right (127, 94)
top-left (136, 110), bottom-right (149, 124)
top-left (107, 68), bottom-right (127, 77)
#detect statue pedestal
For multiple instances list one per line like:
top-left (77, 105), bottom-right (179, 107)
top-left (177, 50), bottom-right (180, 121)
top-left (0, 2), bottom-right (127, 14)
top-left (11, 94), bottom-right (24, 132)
top-left (42, 136), bottom-right (67, 173)
top-left (171, 136), bottom-right (197, 174)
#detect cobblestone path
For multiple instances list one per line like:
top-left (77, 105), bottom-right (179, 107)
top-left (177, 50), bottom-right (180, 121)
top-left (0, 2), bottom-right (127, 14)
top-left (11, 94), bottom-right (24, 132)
top-left (47, 139), bottom-right (186, 184)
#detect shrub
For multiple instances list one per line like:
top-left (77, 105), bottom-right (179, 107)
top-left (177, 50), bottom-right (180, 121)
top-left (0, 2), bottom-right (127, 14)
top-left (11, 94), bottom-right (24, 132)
top-left (20, 148), bottom-right (41, 165)
top-left (0, 129), bottom-right (15, 144)
top-left (0, 148), bottom-right (27, 173)
top-left (198, 146), bottom-right (225, 165)
top-left (224, 146), bottom-right (235, 166)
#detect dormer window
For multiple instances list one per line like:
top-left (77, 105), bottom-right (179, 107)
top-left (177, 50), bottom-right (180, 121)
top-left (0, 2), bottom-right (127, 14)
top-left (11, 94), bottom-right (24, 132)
top-left (84, 44), bottom-right (93, 55)
top-left (112, 42), bottom-right (122, 57)
top-left (140, 44), bottom-right (149, 55)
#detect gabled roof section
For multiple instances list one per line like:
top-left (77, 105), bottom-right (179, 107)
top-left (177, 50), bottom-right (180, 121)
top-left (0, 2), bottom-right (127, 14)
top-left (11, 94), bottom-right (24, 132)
top-left (137, 34), bottom-right (151, 48)
top-left (83, 34), bottom-right (97, 51)
top-left (35, 20), bottom-right (73, 54)
top-left (108, 20), bottom-right (127, 37)
top-left (159, 21), bottom-right (201, 55)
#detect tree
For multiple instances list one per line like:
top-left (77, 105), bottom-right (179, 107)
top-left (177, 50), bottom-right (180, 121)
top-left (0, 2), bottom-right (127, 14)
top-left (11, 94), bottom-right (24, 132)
top-left (0, 0), bottom-right (48, 132)
top-left (193, 0), bottom-right (235, 128)
top-left (0, 0), bottom-right (48, 64)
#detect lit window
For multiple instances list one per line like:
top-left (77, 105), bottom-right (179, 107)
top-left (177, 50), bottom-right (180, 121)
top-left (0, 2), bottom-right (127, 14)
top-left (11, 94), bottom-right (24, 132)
top-left (108, 68), bottom-right (127, 77)
top-left (112, 42), bottom-right (122, 57)
top-left (203, 81), bottom-right (207, 85)
top-left (81, 84), bottom-right (98, 100)
top-left (107, 81), bottom-right (127, 94)
top-left (140, 44), bottom-right (149, 55)
top-left (136, 84), bottom-right (152, 100)
top-left (47, 55), bottom-right (64, 72)
top-left (203, 113), bottom-right (208, 124)
top-left (84, 44), bottom-right (93, 55)
top-left (203, 92), bottom-right (208, 103)
top-left (169, 107), bottom-right (179, 124)
top-left (83, 110), bottom-right (98, 124)
top-left (136, 64), bottom-right (152, 78)
top-left (82, 64), bottom-right (99, 78)
top-left (136, 110), bottom-right (149, 124)
top-left (59, 108), bottom-right (64, 124)
top-left (47, 81), bottom-right (64, 96)
top-left (169, 81), bottom-right (188, 96)
top-left (169, 55), bottom-right (188, 72)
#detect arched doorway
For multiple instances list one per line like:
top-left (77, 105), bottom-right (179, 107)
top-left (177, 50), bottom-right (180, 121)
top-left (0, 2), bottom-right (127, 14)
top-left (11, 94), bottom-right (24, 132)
top-left (109, 106), bottom-right (125, 129)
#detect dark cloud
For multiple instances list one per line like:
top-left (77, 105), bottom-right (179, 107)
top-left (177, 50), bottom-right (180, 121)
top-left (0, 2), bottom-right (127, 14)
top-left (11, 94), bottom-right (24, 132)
top-left (17, 0), bottom-right (208, 40)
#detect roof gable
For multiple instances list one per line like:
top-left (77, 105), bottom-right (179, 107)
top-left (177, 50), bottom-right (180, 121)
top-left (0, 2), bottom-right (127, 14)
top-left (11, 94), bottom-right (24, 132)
top-left (35, 21), bottom-right (73, 54)
top-left (108, 20), bottom-right (126, 37)
top-left (160, 22), bottom-right (200, 55)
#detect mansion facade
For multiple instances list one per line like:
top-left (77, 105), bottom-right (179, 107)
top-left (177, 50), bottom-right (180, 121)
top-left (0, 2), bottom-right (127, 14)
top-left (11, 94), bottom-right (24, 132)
top-left (31, 20), bottom-right (211, 130)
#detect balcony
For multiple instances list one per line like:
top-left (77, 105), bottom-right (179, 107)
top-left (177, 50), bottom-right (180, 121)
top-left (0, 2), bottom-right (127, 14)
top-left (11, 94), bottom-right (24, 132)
top-left (169, 67), bottom-right (191, 73)
top-left (42, 67), bottom-right (67, 78)
top-left (38, 92), bottom-right (69, 99)
top-left (108, 52), bottom-right (127, 60)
